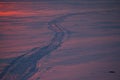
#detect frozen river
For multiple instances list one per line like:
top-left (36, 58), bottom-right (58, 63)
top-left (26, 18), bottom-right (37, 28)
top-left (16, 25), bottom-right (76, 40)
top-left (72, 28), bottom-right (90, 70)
top-left (0, 0), bottom-right (120, 80)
